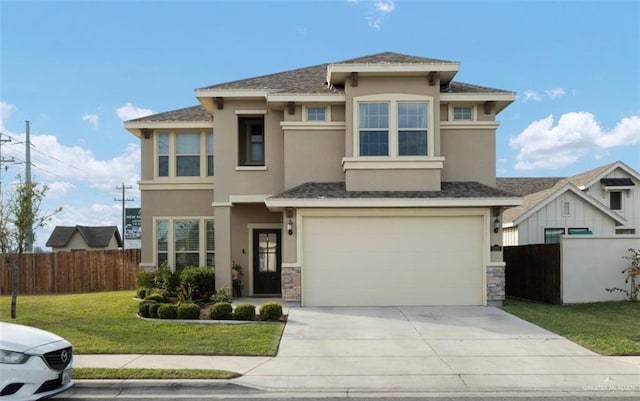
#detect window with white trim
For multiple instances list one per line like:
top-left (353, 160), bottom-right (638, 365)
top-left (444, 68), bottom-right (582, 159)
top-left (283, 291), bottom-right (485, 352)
top-left (154, 217), bottom-right (215, 272)
top-left (155, 131), bottom-right (213, 178)
top-left (610, 191), bottom-right (622, 210)
top-left (561, 201), bottom-right (571, 217)
top-left (544, 228), bottom-right (565, 244)
top-left (306, 107), bottom-right (326, 121)
top-left (453, 106), bottom-right (473, 121)
top-left (355, 94), bottom-right (432, 158)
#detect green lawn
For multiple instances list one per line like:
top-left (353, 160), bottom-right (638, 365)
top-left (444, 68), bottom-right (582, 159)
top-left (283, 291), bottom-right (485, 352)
top-left (502, 298), bottom-right (640, 356)
top-left (0, 291), bottom-right (284, 356)
top-left (73, 368), bottom-right (239, 380)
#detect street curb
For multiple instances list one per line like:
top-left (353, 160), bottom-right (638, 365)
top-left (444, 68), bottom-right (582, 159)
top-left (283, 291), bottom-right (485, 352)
top-left (74, 379), bottom-right (237, 390)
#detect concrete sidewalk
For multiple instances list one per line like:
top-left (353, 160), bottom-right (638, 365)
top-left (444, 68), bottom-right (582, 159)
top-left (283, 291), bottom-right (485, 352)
top-left (73, 306), bottom-right (640, 395)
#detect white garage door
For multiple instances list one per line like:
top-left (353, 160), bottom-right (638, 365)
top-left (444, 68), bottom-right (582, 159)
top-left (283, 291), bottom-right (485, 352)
top-left (302, 214), bottom-right (484, 306)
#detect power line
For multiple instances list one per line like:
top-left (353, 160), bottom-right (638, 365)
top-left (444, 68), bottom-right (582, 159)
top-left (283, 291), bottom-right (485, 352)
top-left (0, 133), bottom-right (16, 197)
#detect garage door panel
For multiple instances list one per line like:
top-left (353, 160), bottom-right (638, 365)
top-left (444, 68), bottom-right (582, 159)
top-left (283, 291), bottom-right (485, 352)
top-left (302, 215), bottom-right (484, 306)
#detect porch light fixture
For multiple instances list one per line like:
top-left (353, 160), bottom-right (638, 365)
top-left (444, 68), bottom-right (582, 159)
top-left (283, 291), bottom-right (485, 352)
top-left (287, 219), bottom-right (294, 235)
top-left (493, 218), bottom-right (500, 233)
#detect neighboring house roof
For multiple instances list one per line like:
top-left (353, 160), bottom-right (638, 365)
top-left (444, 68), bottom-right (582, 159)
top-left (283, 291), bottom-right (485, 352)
top-left (502, 161), bottom-right (639, 225)
top-left (503, 183), bottom-right (627, 227)
top-left (496, 177), bottom-right (564, 196)
top-left (46, 226), bottom-right (123, 248)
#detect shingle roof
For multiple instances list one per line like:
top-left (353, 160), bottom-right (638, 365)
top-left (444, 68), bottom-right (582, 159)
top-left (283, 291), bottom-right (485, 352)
top-left (199, 51), bottom-right (512, 95)
top-left (270, 181), bottom-right (517, 200)
top-left (496, 177), bottom-right (564, 196)
top-left (501, 161), bottom-right (625, 224)
top-left (126, 105), bottom-right (211, 123)
top-left (46, 226), bottom-right (122, 248)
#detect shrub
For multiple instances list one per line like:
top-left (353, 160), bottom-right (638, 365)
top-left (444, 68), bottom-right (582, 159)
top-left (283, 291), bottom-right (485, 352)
top-left (148, 302), bottom-right (162, 318)
top-left (136, 287), bottom-right (151, 300)
top-left (138, 300), bottom-right (156, 318)
top-left (233, 303), bottom-right (256, 321)
top-left (144, 293), bottom-right (166, 303)
top-left (135, 271), bottom-right (156, 289)
top-left (211, 286), bottom-right (232, 304)
top-left (154, 261), bottom-right (180, 295)
top-left (157, 304), bottom-right (178, 319)
top-left (177, 303), bottom-right (201, 320)
top-left (208, 302), bottom-right (233, 320)
top-left (180, 266), bottom-right (215, 299)
top-left (258, 302), bottom-right (283, 321)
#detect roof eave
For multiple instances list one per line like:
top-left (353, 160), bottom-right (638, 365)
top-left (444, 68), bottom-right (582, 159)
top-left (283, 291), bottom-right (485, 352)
top-left (265, 197), bottom-right (523, 209)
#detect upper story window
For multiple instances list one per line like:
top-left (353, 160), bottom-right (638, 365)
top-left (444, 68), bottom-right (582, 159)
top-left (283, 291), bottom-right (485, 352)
top-left (238, 117), bottom-right (265, 166)
top-left (176, 133), bottom-right (200, 176)
top-left (155, 131), bottom-right (213, 178)
top-left (453, 106), bottom-right (473, 121)
top-left (610, 191), bottom-right (622, 210)
top-left (356, 94), bottom-right (432, 158)
top-left (158, 133), bottom-right (169, 177)
top-left (307, 107), bottom-right (326, 121)
top-left (207, 132), bottom-right (214, 176)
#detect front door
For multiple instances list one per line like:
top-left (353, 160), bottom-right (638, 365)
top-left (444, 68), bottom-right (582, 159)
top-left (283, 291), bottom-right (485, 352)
top-left (253, 229), bottom-right (282, 295)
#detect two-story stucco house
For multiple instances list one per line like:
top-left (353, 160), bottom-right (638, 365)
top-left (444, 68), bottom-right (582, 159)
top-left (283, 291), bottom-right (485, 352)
top-left (124, 52), bottom-right (521, 307)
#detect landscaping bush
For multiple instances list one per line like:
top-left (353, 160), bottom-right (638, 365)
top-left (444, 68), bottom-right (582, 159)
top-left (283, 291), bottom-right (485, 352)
top-left (157, 304), bottom-right (178, 319)
top-left (211, 286), bottom-right (232, 304)
top-left (180, 266), bottom-right (215, 299)
top-left (138, 300), bottom-right (156, 318)
top-left (208, 302), bottom-right (233, 320)
top-left (154, 261), bottom-right (180, 296)
top-left (135, 271), bottom-right (156, 289)
top-left (136, 287), bottom-right (151, 300)
top-left (148, 302), bottom-right (161, 319)
top-left (233, 303), bottom-right (256, 321)
top-left (258, 302), bottom-right (283, 321)
top-left (177, 303), bottom-right (201, 320)
top-left (144, 293), bottom-right (166, 303)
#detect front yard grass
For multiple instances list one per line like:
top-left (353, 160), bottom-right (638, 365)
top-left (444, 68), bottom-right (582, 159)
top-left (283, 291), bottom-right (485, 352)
top-left (0, 291), bottom-right (284, 356)
top-left (502, 298), bottom-right (640, 356)
top-left (73, 368), bottom-right (239, 380)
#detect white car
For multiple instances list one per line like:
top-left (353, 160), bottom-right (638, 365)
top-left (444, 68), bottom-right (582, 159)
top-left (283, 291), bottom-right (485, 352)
top-left (0, 322), bottom-right (73, 400)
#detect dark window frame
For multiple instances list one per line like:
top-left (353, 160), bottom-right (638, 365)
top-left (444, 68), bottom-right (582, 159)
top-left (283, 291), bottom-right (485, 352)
top-left (544, 228), bottom-right (565, 244)
top-left (610, 191), bottom-right (622, 210)
top-left (238, 117), bottom-right (265, 166)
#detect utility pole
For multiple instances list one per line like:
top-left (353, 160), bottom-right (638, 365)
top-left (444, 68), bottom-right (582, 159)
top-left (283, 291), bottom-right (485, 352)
top-left (25, 121), bottom-right (34, 253)
top-left (0, 132), bottom-right (16, 198)
top-left (114, 183), bottom-right (133, 249)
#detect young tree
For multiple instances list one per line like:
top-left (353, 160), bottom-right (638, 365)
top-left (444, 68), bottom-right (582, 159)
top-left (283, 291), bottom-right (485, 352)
top-left (0, 181), bottom-right (60, 318)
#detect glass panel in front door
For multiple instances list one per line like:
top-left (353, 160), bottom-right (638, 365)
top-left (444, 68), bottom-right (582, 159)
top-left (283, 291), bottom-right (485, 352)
top-left (258, 233), bottom-right (277, 273)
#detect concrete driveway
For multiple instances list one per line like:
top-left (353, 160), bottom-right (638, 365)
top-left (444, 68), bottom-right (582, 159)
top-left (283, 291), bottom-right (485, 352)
top-left (237, 306), bottom-right (640, 394)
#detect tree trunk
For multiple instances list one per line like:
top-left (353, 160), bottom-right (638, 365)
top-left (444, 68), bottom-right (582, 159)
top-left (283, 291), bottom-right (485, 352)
top-left (10, 257), bottom-right (18, 319)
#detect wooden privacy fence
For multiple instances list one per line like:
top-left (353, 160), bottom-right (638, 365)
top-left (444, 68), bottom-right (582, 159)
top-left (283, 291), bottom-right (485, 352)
top-left (504, 243), bottom-right (561, 305)
top-left (0, 249), bottom-right (141, 295)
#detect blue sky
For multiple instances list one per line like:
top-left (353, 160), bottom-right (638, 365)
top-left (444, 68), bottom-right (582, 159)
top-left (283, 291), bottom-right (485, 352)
top-left (1, 0), bottom-right (639, 249)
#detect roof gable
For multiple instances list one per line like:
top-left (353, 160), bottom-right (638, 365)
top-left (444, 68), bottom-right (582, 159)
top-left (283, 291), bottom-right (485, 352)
top-left (504, 183), bottom-right (627, 226)
top-left (46, 226), bottom-right (122, 248)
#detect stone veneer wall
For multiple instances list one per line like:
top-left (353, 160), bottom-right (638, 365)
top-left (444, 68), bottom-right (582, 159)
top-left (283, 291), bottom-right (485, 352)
top-left (486, 264), bottom-right (506, 306)
top-left (282, 265), bottom-right (301, 303)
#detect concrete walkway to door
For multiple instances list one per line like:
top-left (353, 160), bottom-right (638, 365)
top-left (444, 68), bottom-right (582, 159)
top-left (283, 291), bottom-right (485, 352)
top-left (236, 306), bottom-right (640, 394)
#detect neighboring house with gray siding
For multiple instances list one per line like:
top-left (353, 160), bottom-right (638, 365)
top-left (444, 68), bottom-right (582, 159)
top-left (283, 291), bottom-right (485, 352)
top-left (124, 52), bottom-right (521, 307)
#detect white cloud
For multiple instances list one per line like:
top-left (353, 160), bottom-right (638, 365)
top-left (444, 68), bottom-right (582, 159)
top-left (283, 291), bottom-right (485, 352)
top-left (0, 101), bottom-right (17, 132)
top-left (545, 87), bottom-right (566, 99)
top-left (522, 90), bottom-right (542, 102)
top-left (81, 112), bottom-right (99, 129)
top-left (349, 0), bottom-right (396, 29)
top-left (46, 181), bottom-right (76, 199)
top-left (510, 112), bottom-right (640, 170)
top-left (115, 102), bottom-right (153, 121)
top-left (522, 88), bottom-right (567, 102)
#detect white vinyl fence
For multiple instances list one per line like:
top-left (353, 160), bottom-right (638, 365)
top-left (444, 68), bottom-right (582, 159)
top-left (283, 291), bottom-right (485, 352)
top-left (561, 235), bottom-right (640, 303)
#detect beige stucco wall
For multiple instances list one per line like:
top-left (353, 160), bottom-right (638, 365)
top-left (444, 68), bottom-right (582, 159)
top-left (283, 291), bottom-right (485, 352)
top-left (222, 204), bottom-right (281, 294)
top-left (440, 128), bottom-right (496, 187)
top-left (140, 189), bottom-right (214, 266)
top-left (284, 128), bottom-right (345, 190)
top-left (345, 169), bottom-right (441, 191)
top-left (212, 100), bottom-right (284, 202)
